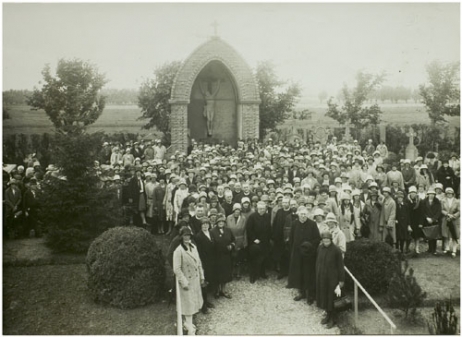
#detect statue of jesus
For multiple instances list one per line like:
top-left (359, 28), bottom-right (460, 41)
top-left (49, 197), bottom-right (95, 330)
top-left (200, 79), bottom-right (221, 136)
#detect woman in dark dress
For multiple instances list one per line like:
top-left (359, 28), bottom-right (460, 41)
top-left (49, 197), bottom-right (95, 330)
top-left (395, 190), bottom-right (412, 253)
top-left (421, 189), bottom-right (442, 255)
top-left (194, 217), bottom-right (216, 314)
top-left (406, 186), bottom-right (424, 254)
top-left (210, 214), bottom-right (235, 299)
top-left (316, 230), bottom-right (345, 329)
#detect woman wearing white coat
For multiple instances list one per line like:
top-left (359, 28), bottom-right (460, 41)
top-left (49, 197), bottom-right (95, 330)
top-left (173, 227), bottom-right (205, 335)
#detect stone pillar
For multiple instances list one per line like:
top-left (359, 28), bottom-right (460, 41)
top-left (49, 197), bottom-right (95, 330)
top-left (240, 102), bottom-right (260, 140)
top-left (170, 102), bottom-right (188, 154)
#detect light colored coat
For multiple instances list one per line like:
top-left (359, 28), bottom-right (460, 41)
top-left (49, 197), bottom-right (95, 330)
top-left (441, 197), bottom-right (460, 238)
top-left (173, 243), bottom-right (204, 316)
top-left (380, 196), bottom-right (396, 243)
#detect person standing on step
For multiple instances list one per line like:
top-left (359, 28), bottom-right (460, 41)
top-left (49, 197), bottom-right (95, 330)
top-left (316, 230), bottom-right (345, 329)
top-left (287, 206), bottom-right (321, 305)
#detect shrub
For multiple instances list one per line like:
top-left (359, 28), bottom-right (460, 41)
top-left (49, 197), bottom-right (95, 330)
top-left (386, 259), bottom-right (427, 321)
top-left (86, 226), bottom-right (166, 309)
top-left (344, 239), bottom-right (400, 295)
top-left (427, 298), bottom-right (459, 334)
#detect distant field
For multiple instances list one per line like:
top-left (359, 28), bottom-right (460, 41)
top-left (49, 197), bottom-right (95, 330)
top-left (3, 103), bottom-right (460, 136)
top-left (3, 105), bottom-right (151, 136)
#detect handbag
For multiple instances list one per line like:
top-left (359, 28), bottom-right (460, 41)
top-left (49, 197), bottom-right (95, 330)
top-left (333, 291), bottom-right (352, 312)
top-left (422, 224), bottom-right (442, 240)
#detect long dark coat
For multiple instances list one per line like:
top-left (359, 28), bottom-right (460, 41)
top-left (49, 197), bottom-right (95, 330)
top-left (194, 230), bottom-right (217, 285)
top-left (421, 198), bottom-right (442, 227)
top-left (287, 218), bottom-right (321, 290)
top-left (245, 211), bottom-right (272, 257)
top-left (272, 208), bottom-right (292, 261)
top-left (316, 243), bottom-right (345, 312)
top-left (128, 177), bottom-right (147, 212)
top-left (395, 202), bottom-right (411, 240)
top-left (407, 196), bottom-right (424, 239)
top-left (210, 226), bottom-right (235, 284)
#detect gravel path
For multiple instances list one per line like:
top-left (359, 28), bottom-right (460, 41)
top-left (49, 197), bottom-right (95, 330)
top-left (195, 276), bottom-right (340, 335)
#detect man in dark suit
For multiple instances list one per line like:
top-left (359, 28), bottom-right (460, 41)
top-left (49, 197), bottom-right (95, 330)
top-left (246, 201), bottom-right (272, 283)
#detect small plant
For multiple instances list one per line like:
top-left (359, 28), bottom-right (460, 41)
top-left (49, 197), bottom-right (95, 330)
top-left (386, 259), bottom-right (427, 321)
top-left (427, 298), bottom-right (459, 335)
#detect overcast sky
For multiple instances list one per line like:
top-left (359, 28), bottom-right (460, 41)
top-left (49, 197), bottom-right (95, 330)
top-left (3, 2), bottom-right (460, 97)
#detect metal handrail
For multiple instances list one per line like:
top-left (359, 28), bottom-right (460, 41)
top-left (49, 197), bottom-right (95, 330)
top-left (175, 278), bottom-right (183, 335)
top-left (344, 266), bottom-right (397, 334)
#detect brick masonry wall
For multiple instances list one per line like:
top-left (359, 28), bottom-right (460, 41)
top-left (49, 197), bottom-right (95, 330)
top-left (170, 37), bottom-right (261, 151)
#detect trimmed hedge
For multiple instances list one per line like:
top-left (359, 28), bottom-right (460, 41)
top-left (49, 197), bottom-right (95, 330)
top-left (344, 239), bottom-right (400, 295)
top-left (86, 226), bottom-right (166, 309)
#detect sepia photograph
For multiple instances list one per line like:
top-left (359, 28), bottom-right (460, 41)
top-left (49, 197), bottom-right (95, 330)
top-left (3, 2), bottom-right (460, 335)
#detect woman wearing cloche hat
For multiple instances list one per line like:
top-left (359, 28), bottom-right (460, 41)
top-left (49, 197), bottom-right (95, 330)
top-left (210, 214), bottom-right (235, 299)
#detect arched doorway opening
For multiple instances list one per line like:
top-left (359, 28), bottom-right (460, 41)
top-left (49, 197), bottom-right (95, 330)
top-left (188, 60), bottom-right (238, 146)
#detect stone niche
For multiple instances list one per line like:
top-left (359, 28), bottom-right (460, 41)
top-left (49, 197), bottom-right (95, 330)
top-left (169, 37), bottom-right (261, 153)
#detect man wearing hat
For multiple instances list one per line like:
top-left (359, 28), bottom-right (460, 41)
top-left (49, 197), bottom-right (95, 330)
top-left (288, 206), bottom-right (321, 305)
top-left (246, 201), bottom-right (272, 283)
top-left (441, 187), bottom-right (460, 257)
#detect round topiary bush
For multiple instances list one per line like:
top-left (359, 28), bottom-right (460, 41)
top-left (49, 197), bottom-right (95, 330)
top-left (86, 226), bottom-right (166, 309)
top-left (344, 239), bottom-right (400, 295)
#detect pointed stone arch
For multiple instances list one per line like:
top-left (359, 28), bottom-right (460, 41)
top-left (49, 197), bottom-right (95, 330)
top-left (169, 37), bottom-right (260, 153)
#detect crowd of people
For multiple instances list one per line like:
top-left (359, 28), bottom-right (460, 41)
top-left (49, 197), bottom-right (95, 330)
top-left (3, 135), bottom-right (460, 333)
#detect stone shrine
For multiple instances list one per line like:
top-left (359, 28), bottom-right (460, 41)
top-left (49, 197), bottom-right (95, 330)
top-left (169, 36), bottom-right (261, 153)
top-left (405, 127), bottom-right (419, 161)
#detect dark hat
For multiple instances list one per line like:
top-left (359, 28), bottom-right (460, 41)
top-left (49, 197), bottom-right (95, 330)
top-left (180, 227), bottom-right (192, 237)
top-left (300, 241), bottom-right (315, 257)
top-left (321, 231), bottom-right (333, 240)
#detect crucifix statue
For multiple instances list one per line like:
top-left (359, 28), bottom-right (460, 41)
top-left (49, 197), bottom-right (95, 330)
top-left (200, 79), bottom-right (222, 137)
top-left (407, 127), bottom-right (416, 146)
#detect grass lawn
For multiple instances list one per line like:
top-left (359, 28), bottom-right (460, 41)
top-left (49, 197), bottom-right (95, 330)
top-left (3, 264), bottom-right (176, 335)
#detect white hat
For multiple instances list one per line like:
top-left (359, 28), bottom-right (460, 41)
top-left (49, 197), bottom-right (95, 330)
top-left (408, 186), bottom-right (417, 193)
top-left (233, 203), bottom-right (242, 211)
top-left (435, 183), bottom-right (444, 190)
top-left (241, 197), bottom-right (251, 204)
top-left (445, 187), bottom-right (455, 194)
top-left (313, 208), bottom-right (325, 218)
top-left (325, 212), bottom-right (338, 224)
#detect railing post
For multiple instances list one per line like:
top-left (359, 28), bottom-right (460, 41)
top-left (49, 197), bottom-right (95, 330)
top-left (354, 282), bottom-right (358, 327)
top-left (176, 279), bottom-right (183, 335)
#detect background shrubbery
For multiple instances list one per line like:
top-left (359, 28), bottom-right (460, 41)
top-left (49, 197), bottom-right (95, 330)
top-left (344, 239), bottom-right (400, 295)
top-left (86, 226), bottom-right (166, 309)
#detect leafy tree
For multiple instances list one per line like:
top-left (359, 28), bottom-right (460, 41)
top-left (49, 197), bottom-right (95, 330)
top-left (256, 61), bottom-right (301, 139)
top-left (326, 71), bottom-right (385, 130)
top-left (419, 60), bottom-right (460, 124)
top-left (138, 61), bottom-right (182, 145)
top-left (27, 59), bottom-right (107, 134)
